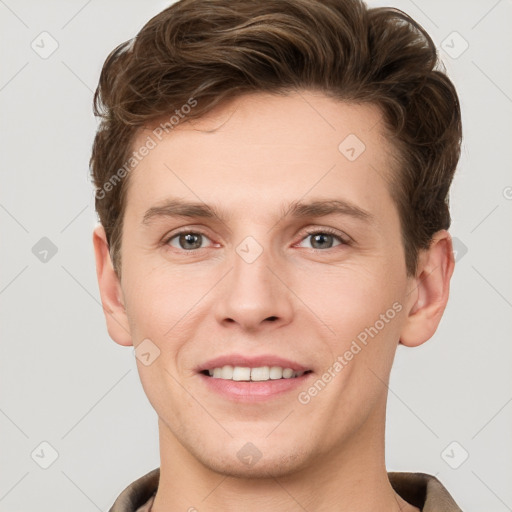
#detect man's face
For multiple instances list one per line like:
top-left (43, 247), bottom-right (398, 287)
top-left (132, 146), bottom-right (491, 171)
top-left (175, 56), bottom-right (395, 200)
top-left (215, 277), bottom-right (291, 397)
top-left (116, 91), bottom-right (417, 476)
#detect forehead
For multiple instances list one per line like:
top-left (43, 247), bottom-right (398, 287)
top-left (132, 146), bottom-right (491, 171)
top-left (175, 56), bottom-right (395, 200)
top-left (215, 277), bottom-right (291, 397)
top-left (136, 91), bottom-right (389, 153)
top-left (125, 91), bottom-right (398, 224)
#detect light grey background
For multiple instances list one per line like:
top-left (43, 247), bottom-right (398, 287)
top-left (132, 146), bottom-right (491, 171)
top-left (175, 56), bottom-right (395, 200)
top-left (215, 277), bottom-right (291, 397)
top-left (0, 0), bottom-right (511, 510)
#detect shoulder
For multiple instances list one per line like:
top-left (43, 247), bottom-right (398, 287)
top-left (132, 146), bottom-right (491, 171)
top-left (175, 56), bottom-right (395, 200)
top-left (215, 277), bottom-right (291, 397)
top-left (109, 467), bottom-right (160, 512)
top-left (388, 471), bottom-right (463, 512)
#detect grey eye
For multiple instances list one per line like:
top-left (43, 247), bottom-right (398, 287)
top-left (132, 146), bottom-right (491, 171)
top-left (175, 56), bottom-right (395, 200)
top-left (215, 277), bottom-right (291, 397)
top-left (168, 232), bottom-right (210, 250)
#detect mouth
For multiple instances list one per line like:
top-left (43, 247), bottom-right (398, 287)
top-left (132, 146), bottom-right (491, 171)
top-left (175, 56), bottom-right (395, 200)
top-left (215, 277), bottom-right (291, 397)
top-left (200, 365), bottom-right (313, 381)
top-left (196, 355), bottom-right (314, 401)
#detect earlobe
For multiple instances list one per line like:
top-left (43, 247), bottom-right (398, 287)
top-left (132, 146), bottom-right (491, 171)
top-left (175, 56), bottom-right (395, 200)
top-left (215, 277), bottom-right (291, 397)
top-left (92, 224), bottom-right (133, 346)
top-left (399, 230), bottom-right (455, 348)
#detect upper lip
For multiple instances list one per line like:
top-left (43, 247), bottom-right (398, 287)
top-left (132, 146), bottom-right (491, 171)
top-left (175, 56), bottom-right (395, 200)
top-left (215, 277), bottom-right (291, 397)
top-left (197, 354), bottom-right (310, 373)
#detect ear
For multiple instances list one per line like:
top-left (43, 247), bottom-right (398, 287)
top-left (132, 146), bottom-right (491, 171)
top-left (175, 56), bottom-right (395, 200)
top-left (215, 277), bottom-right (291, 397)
top-left (400, 229), bottom-right (455, 347)
top-left (92, 224), bottom-right (133, 346)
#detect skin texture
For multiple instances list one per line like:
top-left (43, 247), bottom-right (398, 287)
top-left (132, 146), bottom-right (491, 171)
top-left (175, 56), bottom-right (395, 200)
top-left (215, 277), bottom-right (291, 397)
top-left (93, 90), bottom-right (454, 511)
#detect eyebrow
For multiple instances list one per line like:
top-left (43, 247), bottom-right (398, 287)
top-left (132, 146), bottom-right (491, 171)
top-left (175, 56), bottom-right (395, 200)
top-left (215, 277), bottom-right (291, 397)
top-left (142, 198), bottom-right (375, 226)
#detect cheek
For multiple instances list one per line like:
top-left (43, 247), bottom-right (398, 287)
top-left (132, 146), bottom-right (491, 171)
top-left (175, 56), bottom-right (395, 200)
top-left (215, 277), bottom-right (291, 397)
top-left (122, 263), bottom-right (200, 337)
top-left (298, 270), bottom-right (406, 387)
top-left (298, 265), bottom-right (401, 330)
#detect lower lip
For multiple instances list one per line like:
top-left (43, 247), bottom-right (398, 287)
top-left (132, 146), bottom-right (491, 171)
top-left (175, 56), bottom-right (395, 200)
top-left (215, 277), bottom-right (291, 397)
top-left (199, 373), bottom-right (313, 402)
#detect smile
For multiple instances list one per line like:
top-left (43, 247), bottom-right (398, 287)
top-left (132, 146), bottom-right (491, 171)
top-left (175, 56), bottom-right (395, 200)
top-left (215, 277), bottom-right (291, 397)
top-left (201, 365), bottom-right (312, 381)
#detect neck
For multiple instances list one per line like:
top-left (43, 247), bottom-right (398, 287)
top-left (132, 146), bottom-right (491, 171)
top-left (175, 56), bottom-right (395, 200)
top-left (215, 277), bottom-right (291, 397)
top-left (151, 402), bottom-right (419, 512)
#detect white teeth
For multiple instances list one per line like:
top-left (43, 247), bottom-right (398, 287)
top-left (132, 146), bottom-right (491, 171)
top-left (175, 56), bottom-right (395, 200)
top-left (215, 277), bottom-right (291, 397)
top-left (220, 365), bottom-right (234, 379)
top-left (282, 368), bottom-right (294, 378)
top-left (232, 366), bottom-right (251, 381)
top-left (208, 365), bottom-right (305, 381)
top-left (251, 366), bottom-right (270, 381)
top-left (269, 366), bottom-right (283, 379)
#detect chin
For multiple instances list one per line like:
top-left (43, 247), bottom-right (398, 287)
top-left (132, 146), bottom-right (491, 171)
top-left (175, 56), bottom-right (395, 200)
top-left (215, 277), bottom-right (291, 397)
top-left (197, 447), bottom-right (310, 479)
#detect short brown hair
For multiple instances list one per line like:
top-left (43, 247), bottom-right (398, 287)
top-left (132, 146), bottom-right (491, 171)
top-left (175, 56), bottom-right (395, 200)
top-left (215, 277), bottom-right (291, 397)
top-left (90, 0), bottom-right (462, 278)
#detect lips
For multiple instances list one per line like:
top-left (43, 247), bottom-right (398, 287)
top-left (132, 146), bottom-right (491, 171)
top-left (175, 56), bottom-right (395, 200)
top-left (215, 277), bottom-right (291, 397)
top-left (196, 354), bottom-right (314, 401)
top-left (197, 354), bottom-right (311, 375)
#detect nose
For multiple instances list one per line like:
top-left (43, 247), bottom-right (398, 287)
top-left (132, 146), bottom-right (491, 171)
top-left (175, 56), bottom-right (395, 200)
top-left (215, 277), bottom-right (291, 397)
top-left (212, 241), bottom-right (294, 333)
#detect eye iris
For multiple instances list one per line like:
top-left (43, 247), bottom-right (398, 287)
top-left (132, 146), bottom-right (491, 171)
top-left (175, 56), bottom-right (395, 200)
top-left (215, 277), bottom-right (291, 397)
top-left (311, 233), bottom-right (333, 249)
top-left (180, 233), bottom-right (202, 250)
top-left (174, 232), bottom-right (338, 250)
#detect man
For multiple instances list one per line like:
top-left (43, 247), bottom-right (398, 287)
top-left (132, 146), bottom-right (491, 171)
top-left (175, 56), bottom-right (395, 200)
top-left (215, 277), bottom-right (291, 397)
top-left (90, 0), bottom-right (463, 510)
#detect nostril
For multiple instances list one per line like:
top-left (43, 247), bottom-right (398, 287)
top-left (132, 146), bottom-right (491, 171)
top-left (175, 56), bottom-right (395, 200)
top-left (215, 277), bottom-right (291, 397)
top-left (266, 316), bottom-right (278, 322)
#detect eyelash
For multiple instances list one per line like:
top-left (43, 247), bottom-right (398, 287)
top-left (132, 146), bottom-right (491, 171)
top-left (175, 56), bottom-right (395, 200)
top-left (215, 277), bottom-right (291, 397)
top-left (162, 227), bottom-right (351, 253)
